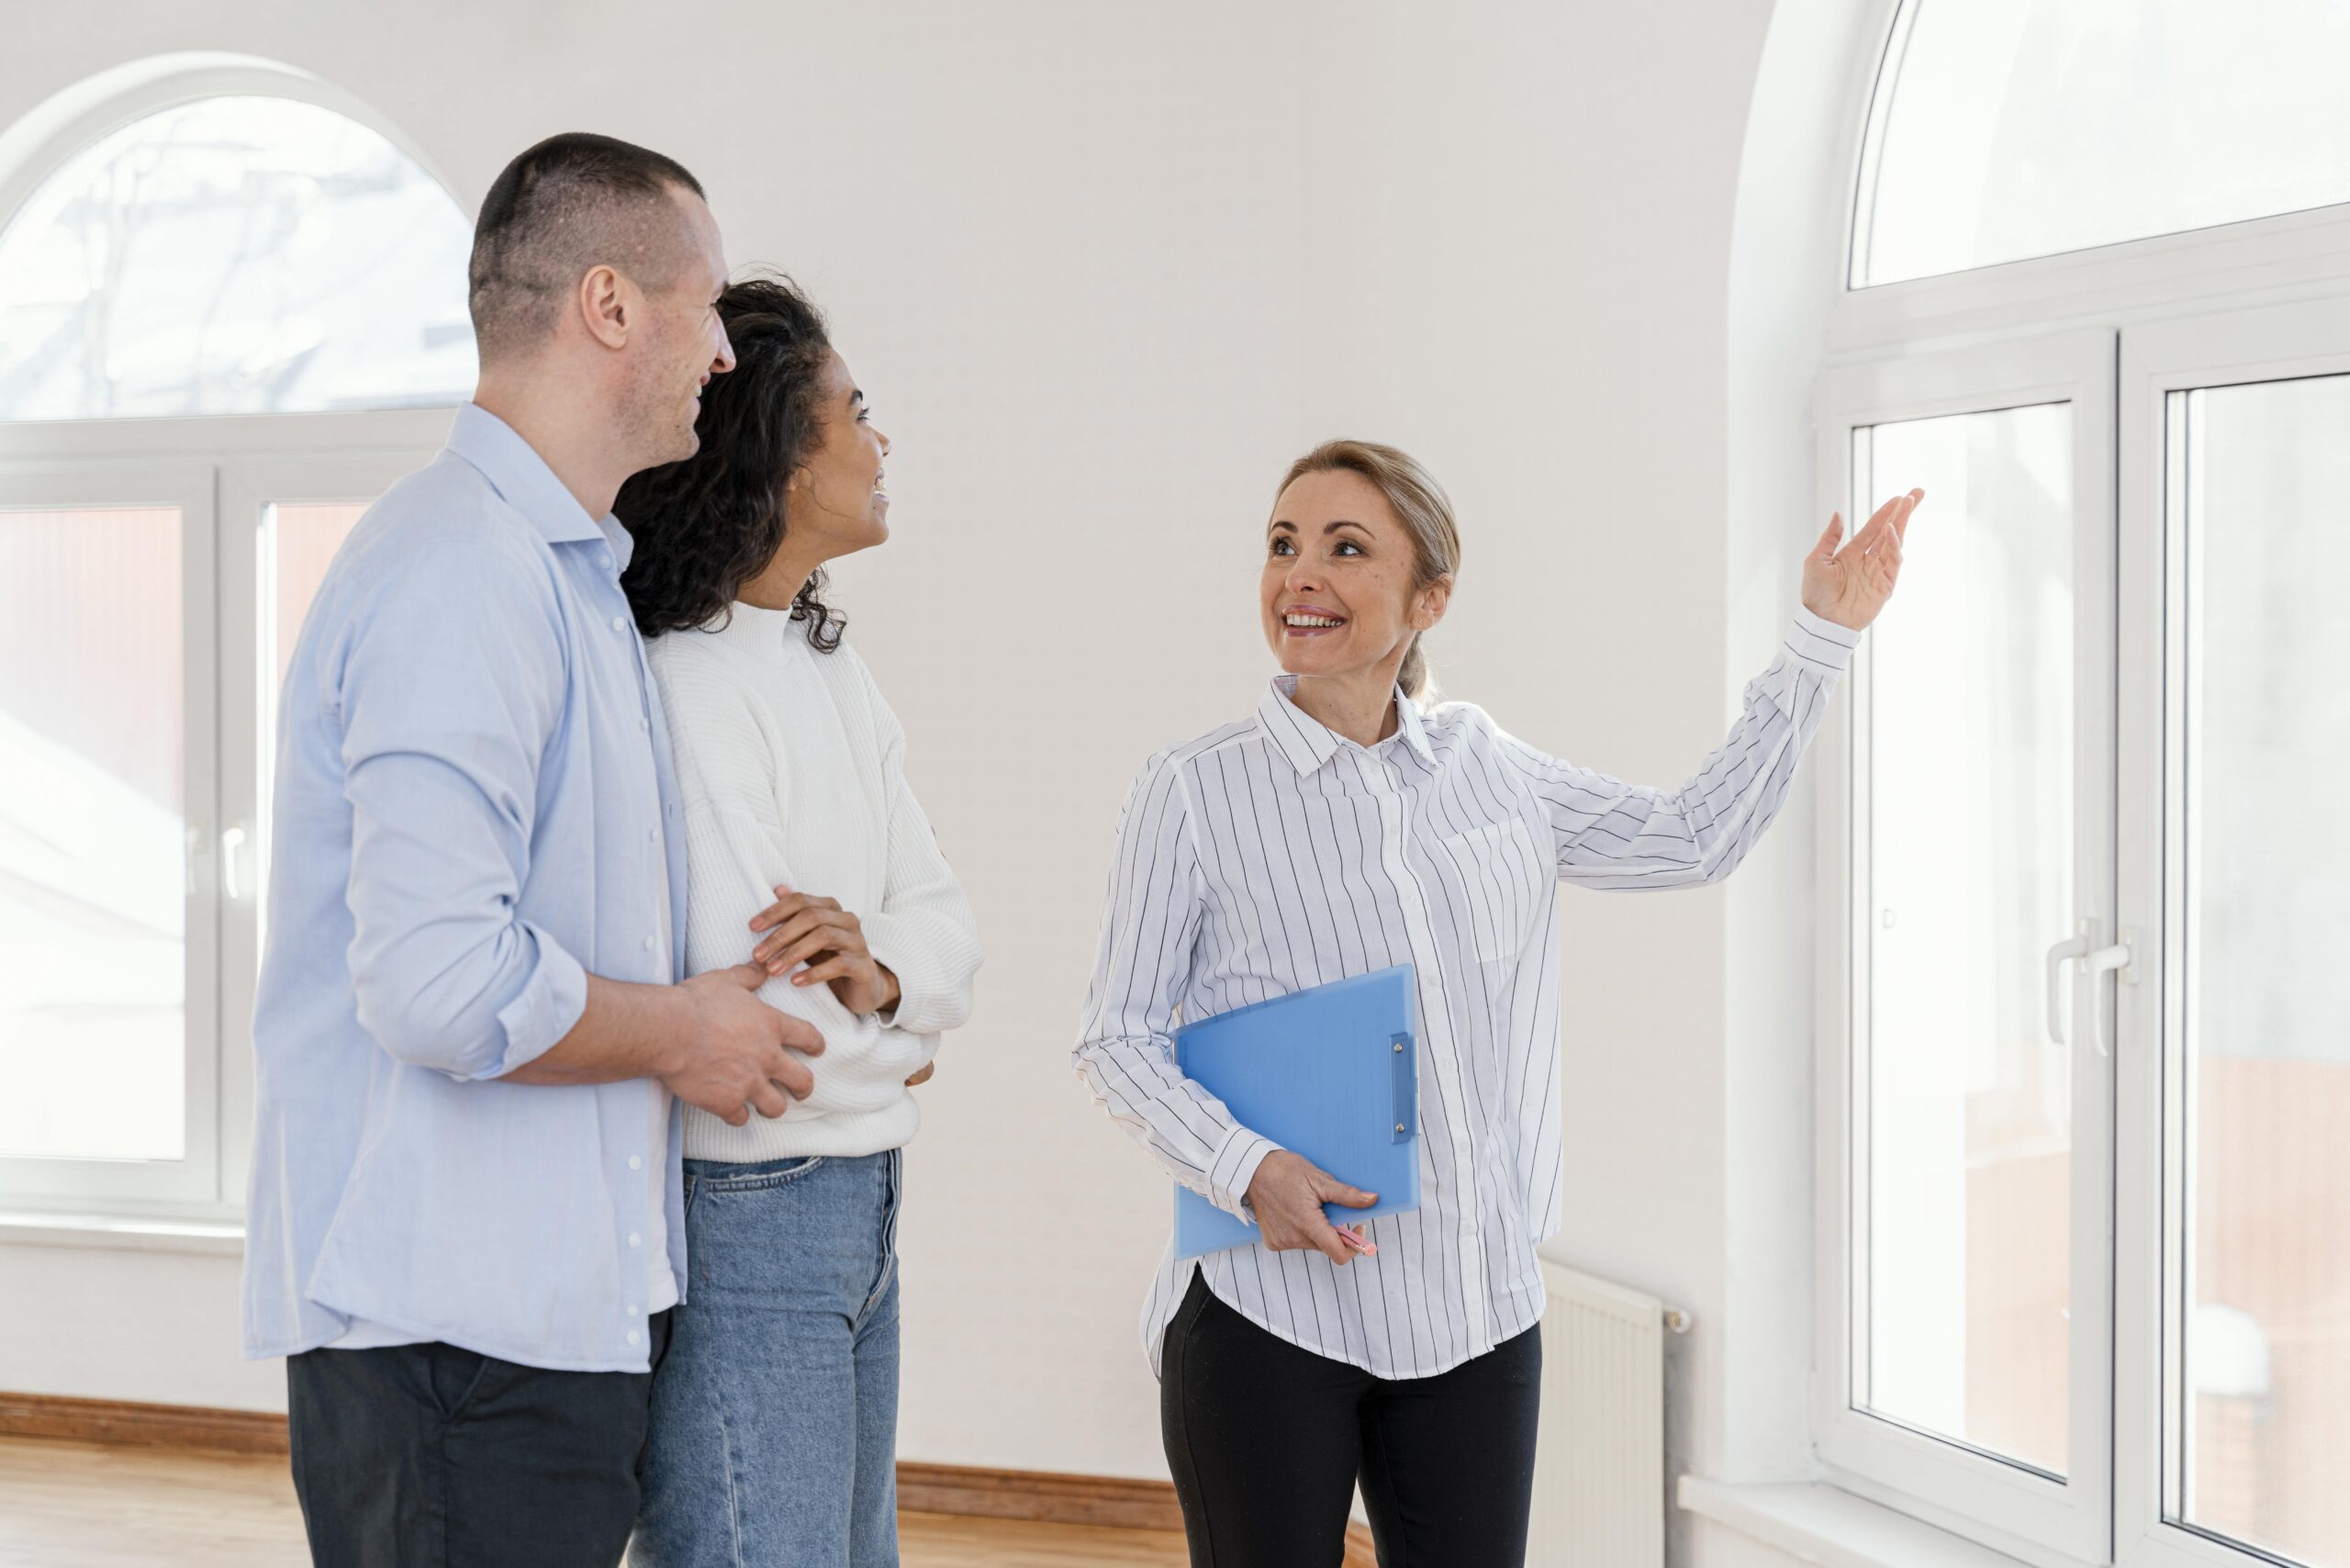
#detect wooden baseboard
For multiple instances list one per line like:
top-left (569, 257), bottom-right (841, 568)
top-left (0, 1393), bottom-right (289, 1456)
top-left (1, 1392), bottom-right (1379, 1552)
top-left (0, 1394), bottom-right (1200, 1535)
top-left (895, 1461), bottom-right (1181, 1532)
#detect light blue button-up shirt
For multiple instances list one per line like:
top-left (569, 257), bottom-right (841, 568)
top-left (242, 405), bottom-right (690, 1372)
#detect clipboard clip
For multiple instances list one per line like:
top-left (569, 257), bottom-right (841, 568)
top-left (1390, 1031), bottom-right (1416, 1145)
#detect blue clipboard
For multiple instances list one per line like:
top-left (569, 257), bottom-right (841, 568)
top-left (1171, 964), bottom-right (1421, 1260)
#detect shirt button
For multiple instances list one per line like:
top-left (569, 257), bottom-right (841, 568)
top-left (629, 1232), bottom-right (643, 1249)
top-left (638, 715), bottom-right (651, 732)
top-left (648, 828), bottom-right (659, 843)
top-left (626, 1304), bottom-right (641, 1318)
top-left (601, 551), bottom-right (615, 572)
top-left (611, 615), bottom-right (627, 632)
top-left (643, 935), bottom-right (656, 951)
top-left (627, 1155), bottom-right (643, 1171)
top-left (626, 1329), bottom-right (642, 1346)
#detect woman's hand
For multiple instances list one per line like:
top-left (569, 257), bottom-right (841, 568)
top-left (1244, 1150), bottom-right (1378, 1265)
top-left (748, 885), bottom-right (902, 1017)
top-left (1802, 488), bottom-right (1922, 631)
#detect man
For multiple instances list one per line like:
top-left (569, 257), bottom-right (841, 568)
top-left (241, 133), bottom-right (822, 1567)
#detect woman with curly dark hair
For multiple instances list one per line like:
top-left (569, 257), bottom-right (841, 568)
top-left (618, 274), bottom-right (982, 1568)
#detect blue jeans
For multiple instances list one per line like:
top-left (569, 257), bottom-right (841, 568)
top-left (631, 1150), bottom-right (903, 1568)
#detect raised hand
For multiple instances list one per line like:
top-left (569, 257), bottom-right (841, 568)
top-left (1803, 488), bottom-right (1922, 632)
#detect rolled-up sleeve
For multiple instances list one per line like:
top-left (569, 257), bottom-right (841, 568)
top-left (336, 538), bottom-right (586, 1081)
top-left (1074, 753), bottom-right (1280, 1219)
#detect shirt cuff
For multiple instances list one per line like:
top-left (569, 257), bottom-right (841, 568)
top-left (1786, 606), bottom-right (1863, 675)
top-left (483, 928), bottom-right (588, 1081)
top-left (1206, 1126), bottom-right (1282, 1221)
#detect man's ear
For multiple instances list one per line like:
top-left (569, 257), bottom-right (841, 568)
top-left (576, 264), bottom-right (633, 351)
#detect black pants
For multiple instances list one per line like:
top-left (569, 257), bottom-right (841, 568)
top-left (285, 1314), bottom-right (672, 1568)
top-left (1160, 1271), bottom-right (1541, 1568)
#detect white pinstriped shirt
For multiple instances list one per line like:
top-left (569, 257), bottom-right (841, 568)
top-left (1075, 608), bottom-right (1860, 1380)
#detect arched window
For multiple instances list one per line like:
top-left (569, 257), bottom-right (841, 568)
top-left (1810, 6), bottom-right (2350, 1568)
top-left (1854, 0), bottom-right (2350, 285)
top-left (0, 62), bottom-right (462, 1216)
top-left (0, 93), bottom-right (475, 419)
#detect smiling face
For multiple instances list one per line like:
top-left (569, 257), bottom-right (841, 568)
top-left (1261, 467), bottom-right (1449, 685)
top-left (628, 187), bottom-right (736, 466)
top-left (781, 349), bottom-right (892, 558)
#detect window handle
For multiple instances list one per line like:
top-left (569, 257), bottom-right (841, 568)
top-left (220, 824), bottom-right (250, 902)
top-left (2047, 920), bottom-right (2134, 1055)
top-left (2045, 925), bottom-right (2091, 1046)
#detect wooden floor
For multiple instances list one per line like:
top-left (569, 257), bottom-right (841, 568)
top-left (0, 1438), bottom-right (1189, 1567)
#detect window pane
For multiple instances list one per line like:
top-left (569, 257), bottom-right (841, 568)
top-left (0, 95), bottom-right (475, 420)
top-left (1857, 0), bottom-right (2350, 286)
top-left (258, 501), bottom-right (366, 956)
top-left (268, 503), bottom-right (366, 698)
top-left (0, 507), bottom-right (185, 1160)
top-left (1858, 404), bottom-right (2074, 1474)
top-left (2170, 375), bottom-right (2350, 1565)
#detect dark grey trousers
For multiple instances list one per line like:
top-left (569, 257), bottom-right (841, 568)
top-left (285, 1314), bottom-right (672, 1568)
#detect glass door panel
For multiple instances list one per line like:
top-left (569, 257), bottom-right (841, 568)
top-left (2164, 372), bottom-right (2350, 1567)
top-left (0, 506), bottom-right (187, 1161)
top-left (1855, 402), bottom-right (2076, 1474)
top-left (1822, 336), bottom-right (2114, 1567)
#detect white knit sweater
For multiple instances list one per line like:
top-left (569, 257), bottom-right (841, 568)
top-left (647, 601), bottom-right (981, 1160)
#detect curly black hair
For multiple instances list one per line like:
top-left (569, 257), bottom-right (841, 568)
top-left (616, 272), bottom-right (847, 651)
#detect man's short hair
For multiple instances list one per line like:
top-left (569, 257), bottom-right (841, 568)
top-left (467, 133), bottom-right (706, 363)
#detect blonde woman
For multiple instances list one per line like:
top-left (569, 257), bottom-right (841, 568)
top-left (1077, 441), bottom-right (1920, 1565)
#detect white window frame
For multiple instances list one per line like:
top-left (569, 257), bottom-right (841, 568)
top-left (1812, 330), bottom-right (2120, 1568)
top-left (0, 409), bottom-right (449, 1224)
top-left (1816, 9), bottom-right (2350, 1566)
top-left (2110, 295), bottom-right (2350, 1568)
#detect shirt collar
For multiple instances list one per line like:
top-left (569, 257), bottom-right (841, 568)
top-left (1257, 676), bottom-right (1437, 775)
top-left (444, 403), bottom-right (621, 557)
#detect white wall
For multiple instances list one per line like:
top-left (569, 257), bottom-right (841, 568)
top-left (0, 2), bottom-right (1886, 1553)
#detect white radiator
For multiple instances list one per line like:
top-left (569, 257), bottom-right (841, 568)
top-left (1526, 1261), bottom-right (1681, 1567)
